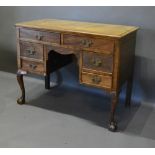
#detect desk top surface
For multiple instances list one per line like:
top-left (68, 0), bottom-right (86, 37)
top-left (16, 19), bottom-right (139, 38)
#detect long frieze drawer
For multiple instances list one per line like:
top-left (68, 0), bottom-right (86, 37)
top-left (63, 34), bottom-right (114, 53)
top-left (21, 59), bottom-right (44, 74)
top-left (20, 41), bottom-right (43, 60)
top-left (82, 51), bottom-right (113, 73)
top-left (81, 72), bottom-right (112, 89)
top-left (19, 28), bottom-right (60, 44)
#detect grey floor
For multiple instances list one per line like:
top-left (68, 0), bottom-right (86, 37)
top-left (0, 70), bottom-right (155, 147)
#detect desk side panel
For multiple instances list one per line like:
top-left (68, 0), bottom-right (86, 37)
top-left (118, 32), bottom-right (137, 90)
top-left (16, 27), bottom-right (21, 69)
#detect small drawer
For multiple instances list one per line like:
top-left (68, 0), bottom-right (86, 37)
top-left (81, 72), bottom-right (112, 89)
top-left (21, 59), bottom-right (44, 74)
top-left (63, 34), bottom-right (114, 53)
top-left (20, 28), bottom-right (60, 44)
top-left (82, 51), bottom-right (113, 73)
top-left (20, 41), bottom-right (43, 60)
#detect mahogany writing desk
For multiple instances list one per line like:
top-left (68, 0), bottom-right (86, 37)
top-left (15, 19), bottom-right (139, 131)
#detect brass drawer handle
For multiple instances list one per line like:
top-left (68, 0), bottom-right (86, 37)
top-left (91, 75), bottom-right (102, 84)
top-left (26, 50), bottom-right (36, 56)
top-left (29, 64), bottom-right (37, 70)
top-left (90, 59), bottom-right (102, 67)
top-left (81, 39), bottom-right (93, 48)
top-left (36, 34), bottom-right (43, 40)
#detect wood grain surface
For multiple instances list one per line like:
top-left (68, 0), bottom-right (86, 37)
top-left (16, 19), bottom-right (139, 38)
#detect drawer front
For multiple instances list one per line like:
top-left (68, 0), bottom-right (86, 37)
top-left (21, 59), bottom-right (44, 74)
top-left (82, 51), bottom-right (113, 73)
top-left (20, 42), bottom-right (43, 60)
top-left (63, 34), bottom-right (114, 53)
top-left (81, 72), bottom-right (112, 89)
top-left (20, 28), bottom-right (60, 44)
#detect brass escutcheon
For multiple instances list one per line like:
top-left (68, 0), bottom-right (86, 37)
top-left (81, 39), bottom-right (93, 48)
top-left (26, 49), bottom-right (36, 56)
top-left (90, 59), bottom-right (102, 67)
top-left (91, 75), bottom-right (102, 84)
top-left (29, 64), bottom-right (37, 70)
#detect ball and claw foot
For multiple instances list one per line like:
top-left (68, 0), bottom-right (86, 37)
top-left (108, 121), bottom-right (117, 132)
top-left (17, 97), bottom-right (25, 105)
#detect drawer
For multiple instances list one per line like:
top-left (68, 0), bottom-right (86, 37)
top-left (20, 41), bottom-right (43, 60)
top-left (81, 72), bottom-right (112, 89)
top-left (82, 51), bottom-right (113, 73)
top-left (21, 59), bottom-right (44, 74)
top-left (20, 28), bottom-right (60, 44)
top-left (63, 34), bottom-right (114, 53)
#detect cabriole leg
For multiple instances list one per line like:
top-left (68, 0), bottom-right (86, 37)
top-left (108, 92), bottom-right (119, 132)
top-left (45, 74), bottom-right (50, 89)
top-left (125, 77), bottom-right (133, 107)
top-left (17, 70), bottom-right (26, 104)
